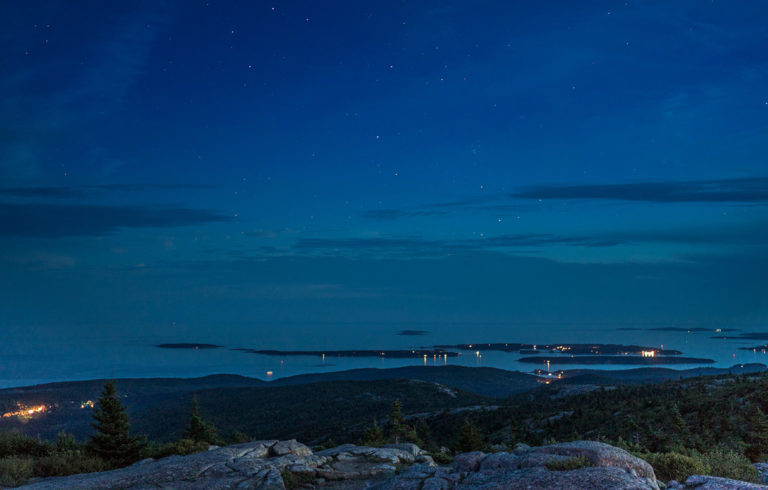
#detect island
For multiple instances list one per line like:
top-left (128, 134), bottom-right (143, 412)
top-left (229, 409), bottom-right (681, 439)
top-left (647, 327), bottom-right (734, 332)
top-left (156, 343), bottom-right (222, 349)
top-left (234, 348), bottom-right (460, 358)
top-left (435, 343), bottom-right (682, 356)
top-left (739, 345), bottom-right (768, 352)
top-left (712, 332), bottom-right (768, 340)
top-left (518, 355), bottom-right (715, 365)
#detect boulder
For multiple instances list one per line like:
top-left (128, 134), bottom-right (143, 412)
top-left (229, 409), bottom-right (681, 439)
top-left (527, 440), bottom-right (656, 480)
top-left (755, 463), bottom-right (768, 485)
top-left (683, 474), bottom-right (768, 489)
top-left (382, 443), bottom-right (422, 457)
top-left (270, 439), bottom-right (313, 457)
top-left (22, 439), bottom-right (766, 489)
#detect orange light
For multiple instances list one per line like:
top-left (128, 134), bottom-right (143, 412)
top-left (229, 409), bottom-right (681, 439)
top-left (2, 404), bottom-right (47, 419)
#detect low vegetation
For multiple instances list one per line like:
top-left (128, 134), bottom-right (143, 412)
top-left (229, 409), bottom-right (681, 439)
top-left (3, 371), bottom-right (768, 485)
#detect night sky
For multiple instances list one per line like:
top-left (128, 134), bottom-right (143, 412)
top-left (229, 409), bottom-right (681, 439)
top-left (1, 1), bottom-right (767, 347)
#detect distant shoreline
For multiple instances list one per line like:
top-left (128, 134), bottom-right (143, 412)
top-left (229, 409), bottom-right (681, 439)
top-left (234, 348), bottom-right (460, 358)
top-left (156, 343), bottom-right (222, 349)
top-left (519, 355), bottom-right (715, 365)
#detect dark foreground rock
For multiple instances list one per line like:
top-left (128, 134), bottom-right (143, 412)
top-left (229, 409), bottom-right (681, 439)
top-left (668, 474), bottom-right (768, 489)
top-left (16, 439), bottom-right (768, 489)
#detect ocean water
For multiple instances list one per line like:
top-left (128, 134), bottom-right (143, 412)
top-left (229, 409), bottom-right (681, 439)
top-left (0, 323), bottom-right (765, 389)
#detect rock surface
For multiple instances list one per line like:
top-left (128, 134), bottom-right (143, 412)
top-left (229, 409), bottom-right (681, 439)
top-left (755, 463), bottom-right (768, 484)
top-left (15, 439), bottom-right (767, 489)
top-left (668, 475), bottom-right (768, 489)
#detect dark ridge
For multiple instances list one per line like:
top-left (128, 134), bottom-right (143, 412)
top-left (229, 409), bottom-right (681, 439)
top-left (397, 329), bottom-right (429, 336)
top-left (557, 363), bottom-right (767, 384)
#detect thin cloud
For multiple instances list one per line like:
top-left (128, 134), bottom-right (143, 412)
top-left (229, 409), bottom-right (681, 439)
top-left (362, 178), bottom-right (768, 221)
top-left (291, 221), bottom-right (768, 258)
top-left (511, 177), bottom-right (768, 203)
top-left (0, 203), bottom-right (231, 238)
top-left (0, 183), bottom-right (212, 200)
top-left (0, 187), bottom-right (88, 199)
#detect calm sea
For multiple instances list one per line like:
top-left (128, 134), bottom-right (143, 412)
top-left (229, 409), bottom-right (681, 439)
top-left (0, 322), bottom-right (764, 388)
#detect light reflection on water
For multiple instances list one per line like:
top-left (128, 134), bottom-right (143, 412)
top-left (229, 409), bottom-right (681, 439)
top-left (0, 323), bottom-right (764, 388)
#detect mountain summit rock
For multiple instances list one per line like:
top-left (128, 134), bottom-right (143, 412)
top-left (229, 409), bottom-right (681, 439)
top-left (18, 439), bottom-right (768, 489)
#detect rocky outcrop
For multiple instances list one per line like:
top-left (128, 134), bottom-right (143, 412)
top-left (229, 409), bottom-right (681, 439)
top-left (16, 439), bottom-right (767, 489)
top-left (755, 463), bottom-right (768, 484)
top-left (668, 475), bottom-right (768, 489)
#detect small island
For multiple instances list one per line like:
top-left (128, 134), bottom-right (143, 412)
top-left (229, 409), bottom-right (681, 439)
top-left (156, 343), bottom-right (222, 349)
top-left (435, 343), bottom-right (682, 356)
top-left (648, 327), bottom-right (733, 333)
top-left (712, 332), bottom-right (768, 340)
top-left (518, 355), bottom-right (715, 365)
top-left (234, 348), bottom-right (460, 358)
top-left (739, 345), bottom-right (768, 352)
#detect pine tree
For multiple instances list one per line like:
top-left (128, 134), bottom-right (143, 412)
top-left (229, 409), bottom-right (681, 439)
top-left (89, 381), bottom-right (144, 466)
top-left (454, 418), bottom-right (484, 453)
top-left (415, 420), bottom-right (431, 447)
top-left (745, 404), bottom-right (768, 461)
top-left (182, 396), bottom-right (219, 444)
top-left (363, 417), bottom-right (385, 446)
top-left (668, 403), bottom-right (689, 439)
top-left (386, 399), bottom-right (405, 443)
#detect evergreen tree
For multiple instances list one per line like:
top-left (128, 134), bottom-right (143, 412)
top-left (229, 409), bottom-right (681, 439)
top-left (89, 381), bottom-right (144, 466)
top-left (454, 418), bottom-right (484, 453)
top-left (745, 404), bottom-right (768, 462)
top-left (386, 399), bottom-right (405, 443)
top-left (228, 430), bottom-right (250, 444)
top-left (415, 420), bottom-right (431, 447)
top-left (182, 396), bottom-right (219, 444)
top-left (363, 417), bottom-right (386, 446)
top-left (668, 403), bottom-right (689, 440)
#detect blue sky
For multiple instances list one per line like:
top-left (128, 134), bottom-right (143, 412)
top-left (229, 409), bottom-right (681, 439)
top-left (1, 1), bottom-right (767, 342)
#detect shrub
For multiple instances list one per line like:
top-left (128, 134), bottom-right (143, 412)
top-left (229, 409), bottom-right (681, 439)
top-left (454, 419), bottom-right (484, 453)
top-left (429, 451), bottom-right (454, 465)
top-left (544, 456), bottom-right (593, 471)
top-left (0, 456), bottom-right (34, 487)
top-left (0, 432), bottom-right (52, 458)
top-left (33, 453), bottom-right (107, 478)
top-left (701, 447), bottom-right (759, 483)
top-left (280, 469), bottom-right (313, 489)
top-left (182, 396), bottom-right (220, 445)
top-left (644, 452), bottom-right (708, 482)
top-left (145, 439), bottom-right (210, 459)
top-left (228, 430), bottom-right (250, 444)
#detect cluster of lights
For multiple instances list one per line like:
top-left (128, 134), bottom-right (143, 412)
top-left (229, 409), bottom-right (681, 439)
top-left (80, 400), bottom-right (94, 409)
top-left (1, 404), bottom-right (47, 419)
top-left (641, 350), bottom-right (656, 357)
